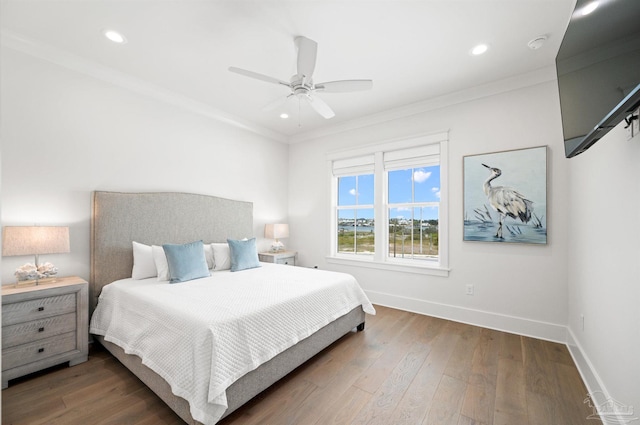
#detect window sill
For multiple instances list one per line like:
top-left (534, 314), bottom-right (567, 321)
top-left (326, 255), bottom-right (450, 277)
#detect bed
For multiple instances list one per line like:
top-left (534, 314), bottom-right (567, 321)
top-left (89, 191), bottom-right (374, 424)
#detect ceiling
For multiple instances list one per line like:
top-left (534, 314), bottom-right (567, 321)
top-left (1, 0), bottom-right (577, 142)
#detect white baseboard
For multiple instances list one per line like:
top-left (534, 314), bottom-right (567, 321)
top-left (566, 327), bottom-right (606, 395)
top-left (365, 289), bottom-right (567, 343)
top-left (566, 328), bottom-right (628, 425)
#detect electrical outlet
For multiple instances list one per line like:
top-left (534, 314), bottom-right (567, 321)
top-left (465, 284), bottom-right (474, 295)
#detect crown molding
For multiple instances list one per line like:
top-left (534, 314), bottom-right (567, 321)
top-left (1, 29), bottom-right (288, 144)
top-left (289, 65), bottom-right (558, 144)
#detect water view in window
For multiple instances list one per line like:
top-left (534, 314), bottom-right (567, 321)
top-left (338, 209), bottom-right (375, 254)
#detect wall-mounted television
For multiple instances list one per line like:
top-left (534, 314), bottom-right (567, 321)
top-left (556, 0), bottom-right (640, 158)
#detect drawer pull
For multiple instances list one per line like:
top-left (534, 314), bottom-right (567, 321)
top-left (38, 348), bottom-right (44, 353)
top-left (38, 307), bottom-right (45, 312)
top-left (38, 327), bottom-right (45, 332)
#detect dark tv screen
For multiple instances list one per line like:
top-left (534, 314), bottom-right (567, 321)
top-left (556, 0), bottom-right (640, 158)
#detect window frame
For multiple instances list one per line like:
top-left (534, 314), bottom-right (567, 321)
top-left (327, 132), bottom-right (449, 277)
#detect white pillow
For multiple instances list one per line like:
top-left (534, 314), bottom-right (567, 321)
top-left (203, 243), bottom-right (214, 270)
top-left (152, 245), bottom-right (170, 281)
top-left (132, 241), bottom-right (157, 279)
top-left (212, 243), bottom-right (231, 271)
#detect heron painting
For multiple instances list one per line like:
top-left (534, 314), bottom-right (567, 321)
top-left (463, 146), bottom-right (547, 244)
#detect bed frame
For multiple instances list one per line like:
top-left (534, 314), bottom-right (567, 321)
top-left (90, 191), bottom-right (366, 424)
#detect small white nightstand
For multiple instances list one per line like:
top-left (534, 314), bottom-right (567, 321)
top-left (2, 276), bottom-right (89, 389)
top-left (258, 251), bottom-right (298, 266)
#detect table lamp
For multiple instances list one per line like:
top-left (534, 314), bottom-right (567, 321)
top-left (265, 223), bottom-right (289, 252)
top-left (2, 226), bottom-right (70, 284)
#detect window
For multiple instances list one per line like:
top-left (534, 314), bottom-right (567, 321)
top-left (388, 166), bottom-right (440, 261)
top-left (337, 174), bottom-right (374, 255)
top-left (328, 132), bottom-right (448, 275)
top-left (332, 154), bottom-right (375, 256)
top-left (384, 144), bottom-right (441, 263)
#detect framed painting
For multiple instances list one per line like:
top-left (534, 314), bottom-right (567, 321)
top-left (463, 146), bottom-right (547, 244)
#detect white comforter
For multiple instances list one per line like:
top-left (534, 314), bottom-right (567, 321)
top-left (90, 263), bottom-right (375, 424)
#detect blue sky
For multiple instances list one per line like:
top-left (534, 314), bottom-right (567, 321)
top-left (338, 166), bottom-right (440, 220)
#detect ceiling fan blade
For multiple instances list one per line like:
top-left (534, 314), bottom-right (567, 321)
top-left (315, 80), bottom-right (373, 93)
top-left (304, 94), bottom-right (335, 119)
top-left (295, 36), bottom-right (317, 79)
top-left (228, 67), bottom-right (290, 87)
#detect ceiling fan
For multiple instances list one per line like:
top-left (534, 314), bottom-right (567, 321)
top-left (229, 36), bottom-right (373, 119)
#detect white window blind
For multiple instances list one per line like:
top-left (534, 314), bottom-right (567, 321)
top-left (383, 144), bottom-right (440, 170)
top-left (332, 154), bottom-right (375, 176)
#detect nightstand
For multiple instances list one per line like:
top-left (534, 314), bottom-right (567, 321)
top-left (2, 276), bottom-right (89, 389)
top-left (258, 251), bottom-right (298, 266)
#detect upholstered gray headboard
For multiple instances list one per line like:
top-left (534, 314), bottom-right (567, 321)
top-left (90, 191), bottom-right (253, 311)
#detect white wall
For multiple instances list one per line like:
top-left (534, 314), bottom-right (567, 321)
top-left (567, 122), bottom-right (640, 416)
top-left (0, 47), bottom-right (289, 284)
top-left (289, 79), bottom-right (570, 341)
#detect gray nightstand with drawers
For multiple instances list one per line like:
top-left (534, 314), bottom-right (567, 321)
top-left (258, 251), bottom-right (298, 266)
top-left (2, 276), bottom-right (89, 389)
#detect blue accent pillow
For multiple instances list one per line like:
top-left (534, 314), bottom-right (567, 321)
top-left (227, 238), bottom-right (261, 272)
top-left (162, 240), bottom-right (210, 283)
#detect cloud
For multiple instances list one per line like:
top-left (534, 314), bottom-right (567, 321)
top-left (413, 170), bottom-right (431, 183)
top-left (432, 187), bottom-right (441, 199)
top-left (349, 188), bottom-right (357, 196)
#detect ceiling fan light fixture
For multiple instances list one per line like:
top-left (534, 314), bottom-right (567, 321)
top-left (103, 29), bottom-right (127, 44)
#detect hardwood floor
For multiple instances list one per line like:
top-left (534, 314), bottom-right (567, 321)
top-left (2, 306), bottom-right (601, 425)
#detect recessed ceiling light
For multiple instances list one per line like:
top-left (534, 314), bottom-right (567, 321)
top-left (470, 44), bottom-right (489, 56)
top-left (103, 29), bottom-right (127, 44)
top-left (280, 113), bottom-right (289, 119)
top-left (580, 1), bottom-right (599, 16)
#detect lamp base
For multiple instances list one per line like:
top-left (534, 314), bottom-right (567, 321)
top-left (15, 261), bottom-right (59, 284)
top-left (270, 240), bottom-right (285, 252)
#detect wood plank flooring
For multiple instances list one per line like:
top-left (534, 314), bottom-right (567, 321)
top-left (2, 306), bottom-right (600, 425)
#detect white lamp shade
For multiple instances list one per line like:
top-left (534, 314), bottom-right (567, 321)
top-left (264, 223), bottom-right (289, 239)
top-left (2, 226), bottom-right (70, 257)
